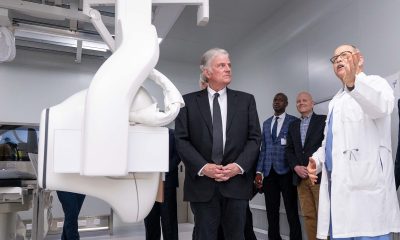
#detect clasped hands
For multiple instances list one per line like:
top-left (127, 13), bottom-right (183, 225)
top-left (202, 163), bottom-right (241, 182)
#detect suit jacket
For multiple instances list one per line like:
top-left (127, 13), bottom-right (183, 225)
top-left (256, 114), bottom-right (297, 176)
top-left (175, 88), bottom-right (261, 202)
top-left (286, 113), bottom-right (326, 185)
top-left (165, 129), bottom-right (181, 189)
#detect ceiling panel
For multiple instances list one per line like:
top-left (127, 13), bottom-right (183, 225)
top-left (160, 0), bottom-right (290, 63)
top-left (0, 0), bottom-right (291, 63)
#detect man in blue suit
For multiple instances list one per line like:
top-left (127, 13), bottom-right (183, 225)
top-left (255, 93), bottom-right (302, 240)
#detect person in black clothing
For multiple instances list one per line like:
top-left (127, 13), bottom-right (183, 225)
top-left (56, 191), bottom-right (86, 240)
top-left (144, 129), bottom-right (181, 240)
top-left (217, 205), bottom-right (258, 240)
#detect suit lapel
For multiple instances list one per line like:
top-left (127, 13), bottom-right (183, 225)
top-left (196, 90), bottom-right (212, 135)
top-left (265, 118), bottom-right (272, 140)
top-left (226, 88), bottom-right (237, 133)
top-left (292, 120), bottom-right (301, 147)
top-left (278, 115), bottom-right (290, 139)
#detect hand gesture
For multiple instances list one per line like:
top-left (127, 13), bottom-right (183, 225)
top-left (342, 52), bottom-right (361, 88)
top-left (294, 165), bottom-right (308, 179)
top-left (307, 157), bottom-right (318, 185)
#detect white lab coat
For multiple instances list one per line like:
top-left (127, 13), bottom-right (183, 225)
top-left (312, 72), bottom-right (400, 239)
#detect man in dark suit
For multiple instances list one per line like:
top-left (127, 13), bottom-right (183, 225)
top-left (255, 93), bottom-right (302, 240)
top-left (144, 129), bottom-right (181, 240)
top-left (175, 48), bottom-right (261, 240)
top-left (286, 92), bottom-right (326, 240)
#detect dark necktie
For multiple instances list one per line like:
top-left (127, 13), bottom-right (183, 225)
top-left (212, 93), bottom-right (223, 164)
top-left (271, 116), bottom-right (279, 142)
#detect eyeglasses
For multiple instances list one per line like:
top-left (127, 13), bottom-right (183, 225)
top-left (329, 51), bottom-right (354, 64)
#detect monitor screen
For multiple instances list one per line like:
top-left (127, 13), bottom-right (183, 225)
top-left (0, 125), bottom-right (39, 161)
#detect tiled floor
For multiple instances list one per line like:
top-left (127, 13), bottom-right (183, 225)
top-left (45, 223), bottom-right (267, 240)
top-left (46, 223), bottom-right (194, 240)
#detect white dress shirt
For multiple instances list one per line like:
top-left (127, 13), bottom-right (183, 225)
top-left (199, 87), bottom-right (243, 175)
top-left (271, 112), bottom-right (286, 138)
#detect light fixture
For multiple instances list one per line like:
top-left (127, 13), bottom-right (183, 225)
top-left (0, 26), bottom-right (16, 62)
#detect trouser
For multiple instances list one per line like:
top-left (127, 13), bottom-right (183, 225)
top-left (191, 190), bottom-right (247, 240)
top-left (216, 204), bottom-right (257, 240)
top-left (263, 169), bottom-right (302, 240)
top-left (56, 191), bottom-right (86, 240)
top-left (144, 187), bottom-right (178, 240)
top-left (297, 178), bottom-right (320, 240)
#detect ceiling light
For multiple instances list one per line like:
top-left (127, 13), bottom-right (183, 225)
top-left (0, 26), bottom-right (16, 62)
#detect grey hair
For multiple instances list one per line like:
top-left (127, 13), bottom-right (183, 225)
top-left (350, 44), bottom-right (360, 52)
top-left (199, 48), bottom-right (229, 83)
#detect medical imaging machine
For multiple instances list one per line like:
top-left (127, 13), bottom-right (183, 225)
top-left (0, 0), bottom-right (209, 239)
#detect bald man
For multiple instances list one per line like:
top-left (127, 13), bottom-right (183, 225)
top-left (307, 44), bottom-right (400, 239)
top-left (286, 92), bottom-right (326, 240)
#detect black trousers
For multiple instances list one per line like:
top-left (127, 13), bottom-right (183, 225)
top-left (191, 190), bottom-right (247, 240)
top-left (144, 187), bottom-right (178, 240)
top-left (263, 168), bottom-right (302, 240)
top-left (57, 191), bottom-right (86, 240)
top-left (216, 204), bottom-right (257, 240)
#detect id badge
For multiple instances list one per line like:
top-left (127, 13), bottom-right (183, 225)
top-left (281, 138), bottom-right (287, 146)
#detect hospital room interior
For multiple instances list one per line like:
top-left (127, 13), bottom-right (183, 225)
top-left (0, 0), bottom-right (399, 239)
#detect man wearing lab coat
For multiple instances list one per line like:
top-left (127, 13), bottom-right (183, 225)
top-left (307, 44), bottom-right (400, 239)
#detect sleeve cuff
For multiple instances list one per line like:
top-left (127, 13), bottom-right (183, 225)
top-left (234, 163), bottom-right (244, 174)
top-left (345, 85), bottom-right (355, 92)
top-left (198, 165), bottom-right (206, 176)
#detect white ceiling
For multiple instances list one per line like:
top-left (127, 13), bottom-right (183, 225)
top-left (160, 0), bottom-right (289, 63)
top-left (0, 0), bottom-right (290, 63)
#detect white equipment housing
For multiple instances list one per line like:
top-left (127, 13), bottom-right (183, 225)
top-left (0, 0), bottom-right (209, 238)
top-left (37, 0), bottom-right (202, 223)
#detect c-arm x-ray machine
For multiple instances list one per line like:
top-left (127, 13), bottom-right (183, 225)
top-left (0, 0), bottom-right (209, 239)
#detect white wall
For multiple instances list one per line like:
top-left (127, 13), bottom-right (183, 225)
top-left (0, 49), bottom-right (102, 124)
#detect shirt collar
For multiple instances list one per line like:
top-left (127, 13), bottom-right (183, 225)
top-left (357, 72), bottom-right (366, 78)
top-left (301, 112), bottom-right (313, 120)
top-left (207, 86), bottom-right (227, 98)
top-left (274, 112), bottom-right (286, 120)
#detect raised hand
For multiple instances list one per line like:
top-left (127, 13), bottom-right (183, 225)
top-left (342, 52), bottom-right (361, 88)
